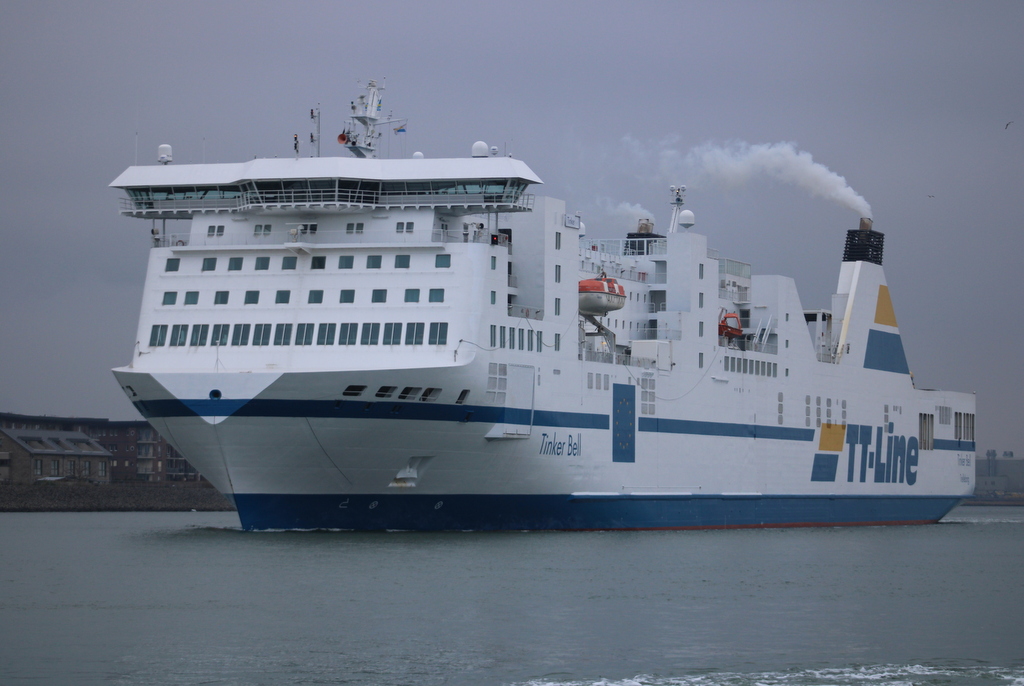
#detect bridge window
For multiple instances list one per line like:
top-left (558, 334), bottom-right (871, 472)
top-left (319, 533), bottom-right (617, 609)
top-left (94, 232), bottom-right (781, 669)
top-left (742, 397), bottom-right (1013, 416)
top-left (162, 292), bottom-right (177, 305)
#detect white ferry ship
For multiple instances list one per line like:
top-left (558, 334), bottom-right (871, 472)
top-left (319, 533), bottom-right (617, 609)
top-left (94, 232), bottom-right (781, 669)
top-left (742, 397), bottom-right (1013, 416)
top-left (111, 81), bottom-right (975, 530)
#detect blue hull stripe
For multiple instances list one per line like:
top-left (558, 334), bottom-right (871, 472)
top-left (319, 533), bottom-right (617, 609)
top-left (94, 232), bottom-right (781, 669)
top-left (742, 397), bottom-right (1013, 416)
top-left (933, 439), bottom-right (975, 452)
top-left (137, 399), bottom-right (813, 441)
top-left (639, 417), bottom-right (815, 441)
top-left (231, 493), bottom-right (963, 531)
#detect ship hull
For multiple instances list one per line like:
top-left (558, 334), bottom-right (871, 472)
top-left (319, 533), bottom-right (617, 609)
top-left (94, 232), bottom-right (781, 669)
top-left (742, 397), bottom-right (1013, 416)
top-left (232, 492), bottom-right (961, 531)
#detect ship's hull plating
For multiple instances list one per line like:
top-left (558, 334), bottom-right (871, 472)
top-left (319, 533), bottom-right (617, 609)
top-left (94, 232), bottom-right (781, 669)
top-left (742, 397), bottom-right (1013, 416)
top-left (232, 492), bottom-right (961, 531)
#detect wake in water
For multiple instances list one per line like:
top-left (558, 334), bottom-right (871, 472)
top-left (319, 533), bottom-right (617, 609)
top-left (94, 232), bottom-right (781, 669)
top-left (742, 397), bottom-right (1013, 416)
top-left (516, 664), bottom-right (1024, 686)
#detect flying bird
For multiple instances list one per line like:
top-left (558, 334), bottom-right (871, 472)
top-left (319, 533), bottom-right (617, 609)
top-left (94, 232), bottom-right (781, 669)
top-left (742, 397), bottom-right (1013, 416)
top-left (1007, 121), bottom-right (1014, 129)
top-left (928, 194), bottom-right (935, 198)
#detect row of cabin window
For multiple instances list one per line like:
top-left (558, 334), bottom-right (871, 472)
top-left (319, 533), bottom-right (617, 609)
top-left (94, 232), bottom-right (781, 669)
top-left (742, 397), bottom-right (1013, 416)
top-left (148, 322), bottom-right (448, 347)
top-left (488, 325), bottom-right (559, 352)
top-left (214, 222), bottom-right (413, 237)
top-left (724, 355), bottom-right (778, 377)
top-left (161, 288), bottom-right (445, 306)
top-left (164, 253), bottom-right (452, 273)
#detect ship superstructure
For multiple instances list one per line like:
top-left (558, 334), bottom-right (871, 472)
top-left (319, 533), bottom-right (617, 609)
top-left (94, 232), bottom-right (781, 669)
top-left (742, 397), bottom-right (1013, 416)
top-left (110, 83), bottom-right (975, 530)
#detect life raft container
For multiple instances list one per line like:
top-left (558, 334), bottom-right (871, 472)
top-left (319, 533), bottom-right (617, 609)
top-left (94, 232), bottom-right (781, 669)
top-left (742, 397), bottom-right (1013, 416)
top-left (579, 276), bottom-right (626, 316)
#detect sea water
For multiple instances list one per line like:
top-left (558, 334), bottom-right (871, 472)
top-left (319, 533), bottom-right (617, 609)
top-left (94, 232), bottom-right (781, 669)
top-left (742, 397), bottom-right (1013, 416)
top-left (1, 506), bottom-right (1021, 686)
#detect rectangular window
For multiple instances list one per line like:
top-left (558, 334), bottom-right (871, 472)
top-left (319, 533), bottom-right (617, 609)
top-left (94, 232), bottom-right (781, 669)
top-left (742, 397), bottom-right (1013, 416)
top-left (367, 255), bottom-right (382, 269)
top-left (254, 224), bottom-right (271, 237)
top-left (404, 221), bottom-right (414, 233)
top-left (428, 288), bottom-right (444, 303)
top-left (395, 254), bottom-right (410, 268)
top-left (214, 291), bottom-right (229, 305)
top-left (165, 258), bottom-right (180, 272)
top-left (282, 255), bottom-right (297, 270)
top-left (338, 323), bottom-right (358, 345)
top-left (361, 322), bottom-right (380, 345)
top-left (429, 322), bottom-right (448, 345)
top-left (149, 324), bottom-right (168, 347)
top-left (51, 460), bottom-right (60, 476)
top-left (276, 290), bottom-right (290, 304)
top-left (490, 291), bottom-right (496, 305)
top-left (184, 291), bottom-right (199, 305)
top-left (252, 323), bottom-right (271, 346)
top-left (316, 323), bottom-right (336, 345)
top-left (396, 221), bottom-right (405, 233)
top-left (255, 256), bottom-right (270, 270)
top-left (554, 333), bottom-right (561, 351)
top-left (162, 292), bottom-right (177, 305)
top-left (202, 257), bottom-right (217, 272)
top-left (189, 324), bottom-right (209, 346)
top-left (490, 324), bottom-right (497, 348)
top-left (231, 323), bottom-right (251, 346)
top-left (273, 323), bottom-right (293, 346)
top-left (188, 324), bottom-right (208, 346)
top-left (555, 232), bottom-right (562, 250)
top-left (371, 289), bottom-right (387, 303)
top-left (406, 322), bottom-right (424, 345)
top-left (699, 263), bottom-right (704, 279)
top-left (346, 222), bottom-right (364, 234)
top-left (405, 289), bottom-right (420, 303)
top-left (519, 328), bottom-right (524, 350)
top-left (698, 321), bottom-right (704, 337)
top-left (169, 324), bottom-right (188, 347)
top-left (528, 330), bottom-right (534, 351)
top-left (508, 327), bottom-right (515, 350)
top-left (300, 223), bottom-right (318, 235)
top-left (308, 290), bottom-right (324, 304)
top-left (295, 323), bottom-right (314, 346)
top-left (98, 461), bottom-right (107, 477)
top-left (919, 413), bottom-right (935, 451)
top-left (311, 255), bottom-right (326, 270)
top-left (340, 290), bottom-right (355, 304)
top-left (536, 331), bottom-right (543, 351)
top-left (228, 257), bottom-right (243, 271)
top-left (490, 256), bottom-right (496, 270)
top-left (699, 352), bottom-right (704, 368)
top-left (207, 225), bottom-right (225, 237)
top-left (244, 290), bottom-right (259, 304)
top-left (338, 255), bottom-right (354, 269)
top-left (554, 298), bottom-right (561, 316)
top-left (500, 327), bottom-right (506, 348)
top-left (33, 459), bottom-right (42, 476)
top-left (699, 292), bottom-right (704, 308)
top-left (210, 324), bottom-right (229, 346)
top-left (435, 254), bottom-right (451, 268)
top-left (555, 264), bottom-right (561, 283)
top-left (383, 322), bottom-right (403, 345)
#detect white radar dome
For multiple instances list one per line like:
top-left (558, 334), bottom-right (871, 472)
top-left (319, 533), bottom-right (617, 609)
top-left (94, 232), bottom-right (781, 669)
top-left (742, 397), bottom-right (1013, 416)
top-left (678, 209), bottom-right (695, 229)
top-left (471, 141), bottom-right (488, 157)
top-left (489, 146), bottom-right (499, 156)
top-left (157, 144), bottom-right (173, 164)
top-left (412, 151), bottom-right (424, 159)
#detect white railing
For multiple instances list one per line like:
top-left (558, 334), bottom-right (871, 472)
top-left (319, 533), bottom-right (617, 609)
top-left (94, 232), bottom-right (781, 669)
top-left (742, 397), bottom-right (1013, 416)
top-left (581, 238), bottom-right (668, 257)
top-left (632, 326), bottom-right (682, 341)
top-left (578, 262), bottom-right (650, 283)
top-left (121, 190), bottom-right (534, 216)
top-left (581, 349), bottom-right (658, 368)
top-left (508, 304), bottom-right (544, 320)
top-left (719, 287), bottom-right (750, 302)
top-left (647, 302), bottom-right (667, 313)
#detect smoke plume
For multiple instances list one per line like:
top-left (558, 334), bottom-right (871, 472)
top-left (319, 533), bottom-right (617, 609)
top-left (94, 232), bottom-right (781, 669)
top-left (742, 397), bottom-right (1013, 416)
top-left (685, 141), bottom-right (871, 217)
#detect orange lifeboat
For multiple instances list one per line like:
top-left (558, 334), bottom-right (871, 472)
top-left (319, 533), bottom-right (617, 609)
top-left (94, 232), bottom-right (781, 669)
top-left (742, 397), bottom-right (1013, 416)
top-left (719, 312), bottom-right (743, 339)
top-left (579, 276), bottom-right (626, 316)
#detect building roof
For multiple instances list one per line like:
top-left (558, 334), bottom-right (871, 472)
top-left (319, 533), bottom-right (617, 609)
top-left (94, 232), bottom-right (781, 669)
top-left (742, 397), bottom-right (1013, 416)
top-left (0, 427), bottom-right (112, 458)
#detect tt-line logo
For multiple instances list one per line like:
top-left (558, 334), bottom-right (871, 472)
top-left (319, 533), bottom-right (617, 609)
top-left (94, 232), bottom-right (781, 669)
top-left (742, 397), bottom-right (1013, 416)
top-left (816, 423), bottom-right (920, 485)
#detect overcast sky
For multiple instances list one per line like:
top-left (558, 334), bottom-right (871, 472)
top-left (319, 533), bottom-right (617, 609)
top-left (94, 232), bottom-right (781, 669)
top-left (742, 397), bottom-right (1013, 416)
top-left (1, 1), bottom-right (1022, 454)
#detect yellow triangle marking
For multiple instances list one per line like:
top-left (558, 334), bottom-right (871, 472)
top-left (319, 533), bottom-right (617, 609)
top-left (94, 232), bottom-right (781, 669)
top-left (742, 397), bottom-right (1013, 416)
top-left (874, 285), bottom-right (898, 327)
top-left (819, 422), bottom-right (846, 452)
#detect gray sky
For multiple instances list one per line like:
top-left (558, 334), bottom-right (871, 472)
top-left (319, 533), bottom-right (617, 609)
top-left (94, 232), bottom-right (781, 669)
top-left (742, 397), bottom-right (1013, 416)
top-left (1, 1), bottom-right (1021, 455)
